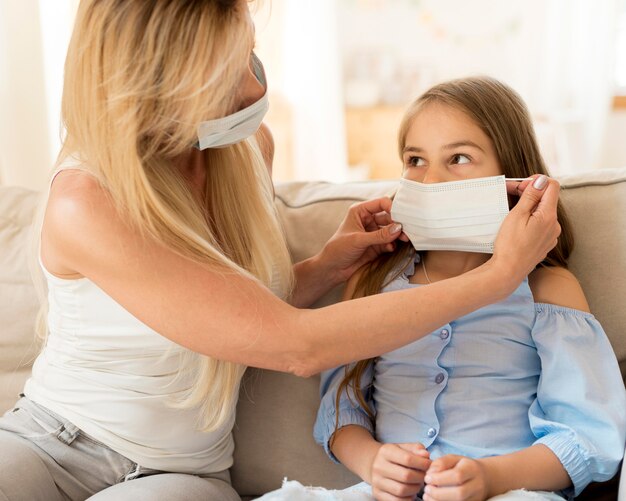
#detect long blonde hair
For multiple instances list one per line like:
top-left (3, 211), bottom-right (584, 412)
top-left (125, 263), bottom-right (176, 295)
top-left (332, 76), bottom-right (575, 442)
top-left (36, 0), bottom-right (293, 432)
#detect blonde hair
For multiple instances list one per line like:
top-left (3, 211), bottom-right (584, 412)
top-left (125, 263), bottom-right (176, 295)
top-left (332, 76), bottom-right (575, 443)
top-left (35, 0), bottom-right (293, 432)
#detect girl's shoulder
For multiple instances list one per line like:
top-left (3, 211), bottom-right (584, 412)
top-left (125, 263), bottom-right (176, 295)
top-left (528, 266), bottom-right (590, 313)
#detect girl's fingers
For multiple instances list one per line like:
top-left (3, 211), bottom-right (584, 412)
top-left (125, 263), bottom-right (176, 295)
top-left (423, 477), bottom-right (481, 501)
top-left (383, 445), bottom-right (432, 471)
top-left (377, 460), bottom-right (427, 485)
top-left (426, 462), bottom-right (473, 487)
top-left (377, 477), bottom-right (423, 499)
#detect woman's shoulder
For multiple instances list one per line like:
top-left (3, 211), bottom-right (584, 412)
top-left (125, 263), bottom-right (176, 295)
top-left (528, 265), bottom-right (590, 313)
top-left (47, 169), bottom-right (117, 236)
top-left (43, 169), bottom-right (120, 279)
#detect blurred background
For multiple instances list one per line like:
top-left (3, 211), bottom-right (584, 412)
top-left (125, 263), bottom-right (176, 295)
top-left (1, 0), bottom-right (626, 190)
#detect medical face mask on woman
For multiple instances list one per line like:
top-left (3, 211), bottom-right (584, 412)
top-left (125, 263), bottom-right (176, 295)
top-left (391, 175), bottom-right (524, 254)
top-left (195, 52), bottom-right (268, 150)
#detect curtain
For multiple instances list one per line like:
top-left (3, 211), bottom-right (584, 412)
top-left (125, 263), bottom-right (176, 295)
top-left (0, 0), bottom-right (77, 190)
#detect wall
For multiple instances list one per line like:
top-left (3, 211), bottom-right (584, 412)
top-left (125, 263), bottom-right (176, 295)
top-left (337, 0), bottom-right (626, 176)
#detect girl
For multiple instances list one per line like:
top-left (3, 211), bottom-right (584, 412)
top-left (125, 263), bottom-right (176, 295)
top-left (313, 77), bottom-right (626, 501)
top-left (0, 1), bottom-right (561, 499)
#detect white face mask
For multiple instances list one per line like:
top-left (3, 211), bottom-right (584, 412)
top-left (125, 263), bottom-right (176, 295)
top-left (196, 52), bottom-right (269, 150)
top-left (196, 93), bottom-right (269, 150)
top-left (391, 175), bottom-right (512, 254)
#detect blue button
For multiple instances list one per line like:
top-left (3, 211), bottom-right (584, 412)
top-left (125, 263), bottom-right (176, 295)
top-left (440, 329), bottom-right (449, 339)
top-left (435, 372), bottom-right (445, 384)
top-left (427, 428), bottom-right (437, 438)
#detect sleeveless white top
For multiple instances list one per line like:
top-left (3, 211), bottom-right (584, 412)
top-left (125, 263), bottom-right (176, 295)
top-left (25, 156), bottom-right (274, 474)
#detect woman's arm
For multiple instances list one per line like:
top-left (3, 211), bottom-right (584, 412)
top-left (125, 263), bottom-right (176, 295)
top-left (42, 171), bottom-right (560, 377)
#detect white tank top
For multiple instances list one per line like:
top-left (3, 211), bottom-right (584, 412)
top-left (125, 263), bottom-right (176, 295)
top-left (24, 157), bottom-right (250, 474)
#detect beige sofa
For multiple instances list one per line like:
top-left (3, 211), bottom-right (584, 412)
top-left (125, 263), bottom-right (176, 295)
top-left (1, 168), bottom-right (625, 500)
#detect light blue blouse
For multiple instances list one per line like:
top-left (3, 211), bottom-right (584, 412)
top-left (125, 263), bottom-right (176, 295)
top-left (314, 257), bottom-right (626, 498)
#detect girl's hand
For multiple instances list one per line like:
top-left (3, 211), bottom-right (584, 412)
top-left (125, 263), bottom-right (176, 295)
top-left (423, 455), bottom-right (489, 501)
top-left (320, 197), bottom-right (408, 286)
top-left (369, 442), bottom-right (431, 501)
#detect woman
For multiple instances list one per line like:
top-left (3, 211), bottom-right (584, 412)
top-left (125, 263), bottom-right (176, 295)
top-left (0, 2), bottom-right (560, 500)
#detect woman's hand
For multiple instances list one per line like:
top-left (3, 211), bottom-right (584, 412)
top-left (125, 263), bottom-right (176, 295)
top-left (370, 442), bottom-right (431, 501)
top-left (319, 197), bottom-right (408, 285)
top-left (492, 174), bottom-right (561, 291)
top-left (423, 455), bottom-right (489, 501)
top-left (290, 197), bottom-right (406, 308)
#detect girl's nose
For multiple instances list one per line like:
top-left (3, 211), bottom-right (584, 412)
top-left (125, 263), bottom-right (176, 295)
top-left (422, 168), bottom-right (446, 184)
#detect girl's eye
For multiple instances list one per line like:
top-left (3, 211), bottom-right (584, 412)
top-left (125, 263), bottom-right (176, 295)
top-left (407, 156), bottom-right (425, 167)
top-left (451, 154), bottom-right (471, 165)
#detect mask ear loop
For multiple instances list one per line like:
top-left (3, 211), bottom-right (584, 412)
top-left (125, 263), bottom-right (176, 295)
top-left (251, 51), bottom-right (267, 89)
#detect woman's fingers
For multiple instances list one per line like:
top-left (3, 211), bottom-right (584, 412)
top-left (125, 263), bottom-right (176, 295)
top-left (505, 175), bottom-right (537, 196)
top-left (355, 223), bottom-right (403, 249)
top-left (511, 175), bottom-right (556, 215)
top-left (373, 210), bottom-right (393, 227)
top-left (354, 196), bottom-right (394, 217)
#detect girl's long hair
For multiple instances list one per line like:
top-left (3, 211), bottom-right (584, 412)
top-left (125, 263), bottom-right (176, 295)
top-left (332, 76), bottom-right (574, 442)
top-left (32, 0), bottom-right (293, 432)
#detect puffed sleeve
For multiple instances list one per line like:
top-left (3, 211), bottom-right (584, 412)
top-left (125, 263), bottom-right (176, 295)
top-left (313, 361), bottom-right (375, 463)
top-left (530, 303), bottom-right (626, 496)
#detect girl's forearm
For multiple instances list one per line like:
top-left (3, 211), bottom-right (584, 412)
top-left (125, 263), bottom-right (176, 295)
top-left (330, 425), bottom-right (381, 484)
top-left (478, 445), bottom-right (571, 497)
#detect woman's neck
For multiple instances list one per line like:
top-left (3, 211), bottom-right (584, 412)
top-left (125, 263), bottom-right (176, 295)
top-left (173, 148), bottom-right (207, 204)
top-left (409, 250), bottom-right (490, 284)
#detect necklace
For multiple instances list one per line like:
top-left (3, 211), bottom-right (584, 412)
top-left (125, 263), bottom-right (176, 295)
top-left (420, 254), bottom-right (432, 284)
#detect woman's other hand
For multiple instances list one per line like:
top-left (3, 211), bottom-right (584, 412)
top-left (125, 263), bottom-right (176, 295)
top-left (319, 197), bottom-right (407, 285)
top-left (370, 442), bottom-right (431, 501)
top-left (289, 197), bottom-right (406, 308)
top-left (492, 175), bottom-right (561, 288)
top-left (423, 455), bottom-right (489, 501)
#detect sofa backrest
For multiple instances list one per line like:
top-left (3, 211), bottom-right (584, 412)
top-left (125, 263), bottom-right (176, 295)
top-left (231, 168), bottom-right (626, 497)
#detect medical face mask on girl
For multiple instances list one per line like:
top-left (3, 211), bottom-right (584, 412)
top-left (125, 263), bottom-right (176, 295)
top-left (195, 52), bottom-right (269, 150)
top-left (391, 175), bottom-right (517, 254)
